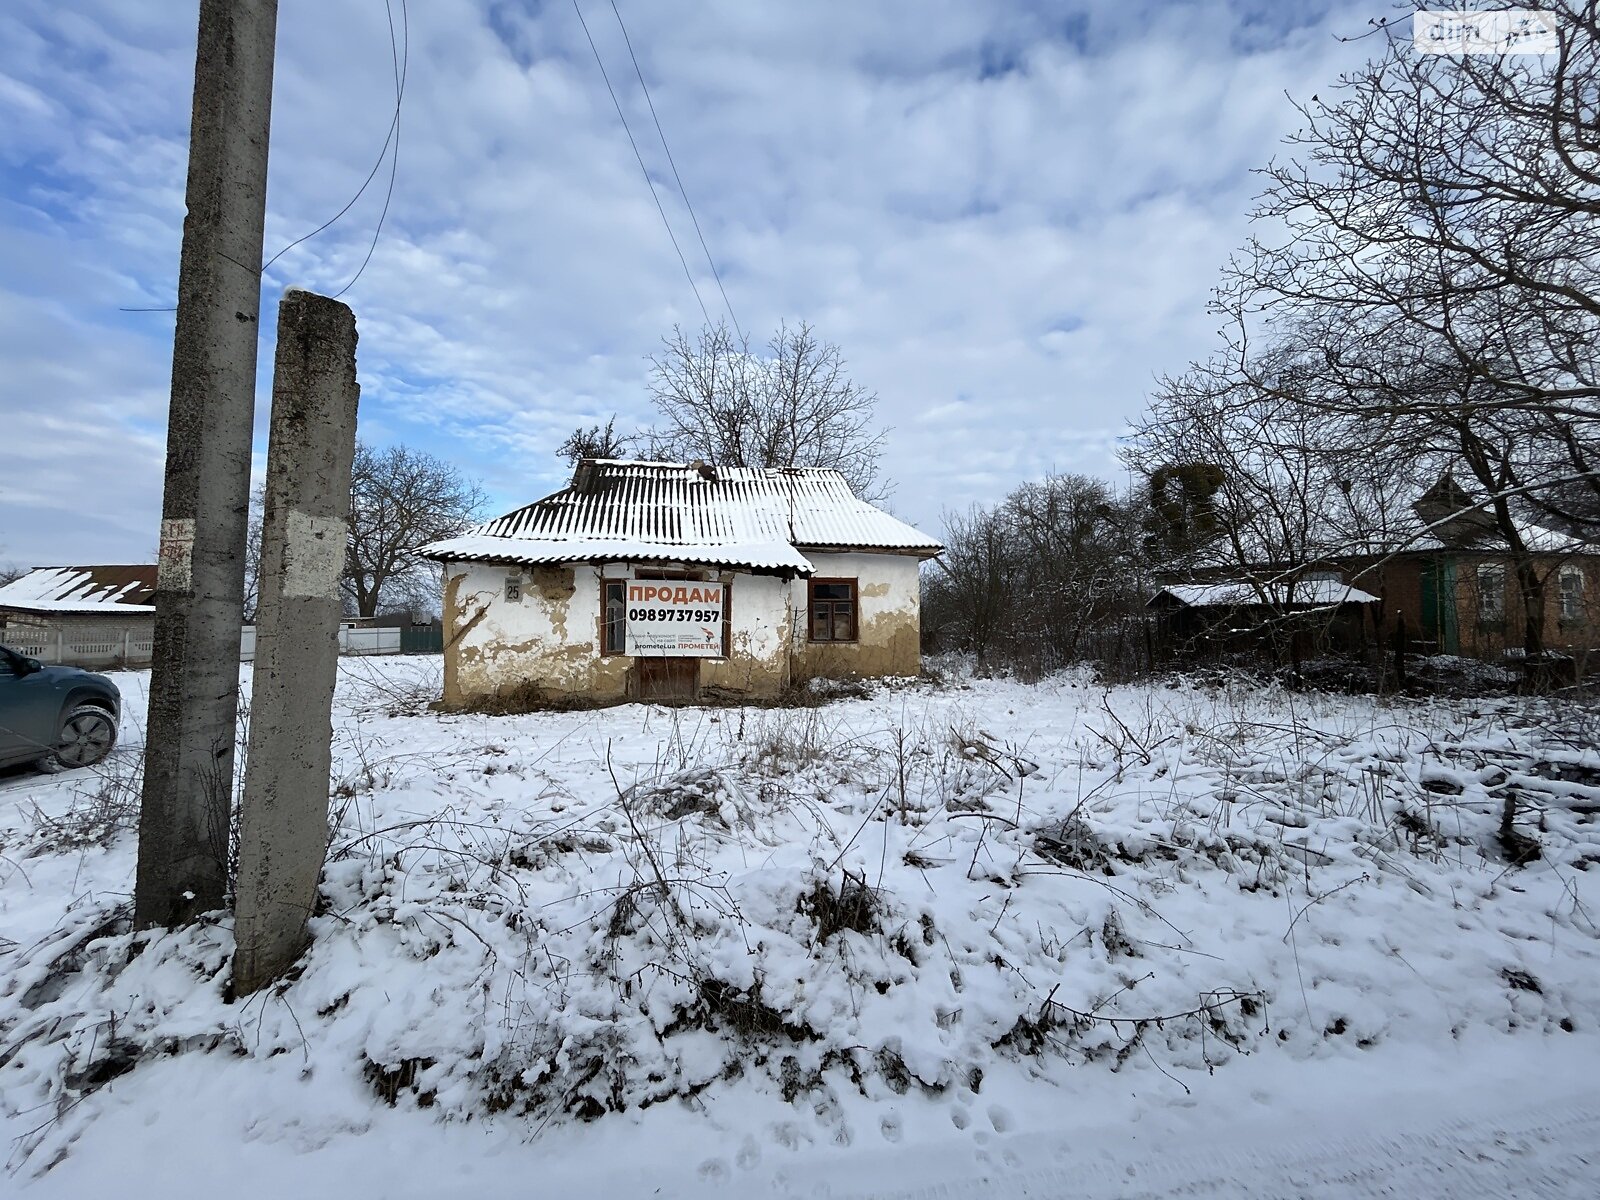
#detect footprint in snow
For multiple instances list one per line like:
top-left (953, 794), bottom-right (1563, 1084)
top-left (698, 1158), bottom-right (730, 1182)
top-left (951, 1106), bottom-right (971, 1130)
top-left (880, 1113), bottom-right (903, 1143)
top-left (988, 1104), bottom-right (1013, 1133)
top-left (736, 1138), bottom-right (761, 1170)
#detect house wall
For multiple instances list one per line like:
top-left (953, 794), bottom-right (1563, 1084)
top-left (440, 560), bottom-right (795, 707)
top-left (439, 551), bottom-right (924, 707)
top-left (787, 551), bottom-right (923, 681)
top-left (442, 560), bottom-right (616, 707)
top-left (1352, 553), bottom-right (1600, 657)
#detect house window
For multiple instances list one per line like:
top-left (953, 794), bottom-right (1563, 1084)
top-left (809, 579), bottom-right (857, 643)
top-left (1477, 563), bottom-right (1505, 623)
top-left (602, 580), bottom-right (626, 654)
top-left (1560, 566), bottom-right (1585, 623)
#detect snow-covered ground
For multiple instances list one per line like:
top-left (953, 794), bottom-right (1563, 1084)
top-left (2, 658), bottom-right (1598, 1197)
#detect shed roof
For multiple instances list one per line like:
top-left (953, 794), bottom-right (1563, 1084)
top-left (1153, 578), bottom-right (1380, 609)
top-left (0, 565), bottom-right (157, 615)
top-left (418, 461), bottom-right (942, 574)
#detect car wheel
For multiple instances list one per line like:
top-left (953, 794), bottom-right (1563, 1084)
top-left (39, 704), bottom-right (118, 772)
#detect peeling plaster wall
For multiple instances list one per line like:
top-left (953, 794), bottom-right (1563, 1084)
top-left (701, 571), bottom-right (790, 696)
top-left (441, 560), bottom-right (797, 706)
top-left (441, 560), bottom-right (618, 707)
top-left (789, 551), bottom-right (923, 680)
top-left (440, 551), bottom-right (924, 707)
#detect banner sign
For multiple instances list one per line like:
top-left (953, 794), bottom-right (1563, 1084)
top-left (624, 582), bottom-right (724, 656)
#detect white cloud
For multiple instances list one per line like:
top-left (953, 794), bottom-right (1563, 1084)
top-left (0, 0), bottom-right (1374, 566)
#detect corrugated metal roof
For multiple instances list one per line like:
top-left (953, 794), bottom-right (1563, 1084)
top-left (0, 565), bottom-right (158, 614)
top-left (418, 462), bottom-right (942, 573)
top-left (418, 535), bottom-right (813, 573)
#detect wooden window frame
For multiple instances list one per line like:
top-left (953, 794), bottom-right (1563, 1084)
top-left (807, 577), bottom-right (859, 644)
top-left (1559, 565), bottom-right (1585, 624)
top-left (1476, 562), bottom-right (1506, 625)
top-left (600, 578), bottom-right (627, 655)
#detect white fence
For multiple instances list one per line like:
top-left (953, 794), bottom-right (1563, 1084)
top-left (1, 628), bottom-right (155, 668)
top-left (238, 625), bottom-right (401, 662)
top-left (6, 625), bottom-right (403, 668)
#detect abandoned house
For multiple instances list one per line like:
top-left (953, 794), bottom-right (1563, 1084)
top-left (1345, 475), bottom-right (1599, 661)
top-left (0, 565), bottom-right (158, 667)
top-left (1148, 576), bottom-right (1381, 662)
top-left (1149, 473), bottom-right (1599, 670)
top-left (417, 460), bottom-right (943, 706)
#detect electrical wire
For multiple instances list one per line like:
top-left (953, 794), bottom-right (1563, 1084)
top-left (332, 0), bottom-right (407, 298)
top-left (606, 0), bottom-right (741, 340)
top-left (571, 0), bottom-right (712, 328)
top-left (263, 0), bottom-right (407, 285)
top-left (121, 0), bottom-right (407, 314)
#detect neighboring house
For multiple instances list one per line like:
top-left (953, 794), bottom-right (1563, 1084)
top-left (418, 460), bottom-right (943, 706)
top-left (1148, 577), bottom-right (1381, 661)
top-left (1150, 474), bottom-right (1600, 667)
top-left (0, 565), bottom-right (158, 667)
top-left (1342, 474), bottom-right (1598, 659)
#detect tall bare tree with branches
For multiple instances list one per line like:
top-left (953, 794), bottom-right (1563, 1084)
top-left (344, 443), bottom-right (486, 619)
top-left (645, 320), bottom-right (888, 498)
top-left (1143, 2), bottom-right (1600, 655)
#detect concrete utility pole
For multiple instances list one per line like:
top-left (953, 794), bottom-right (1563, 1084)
top-left (136, 0), bottom-right (280, 929)
top-left (233, 289), bottom-right (360, 995)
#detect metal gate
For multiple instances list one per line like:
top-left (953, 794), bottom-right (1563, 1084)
top-left (400, 625), bottom-right (443, 654)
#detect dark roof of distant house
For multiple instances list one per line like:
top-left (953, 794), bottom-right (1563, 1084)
top-left (418, 460), bottom-right (943, 574)
top-left (0, 565), bottom-right (157, 615)
top-left (1150, 579), bottom-right (1380, 609)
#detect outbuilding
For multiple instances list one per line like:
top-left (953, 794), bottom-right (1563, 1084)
top-left (418, 460), bottom-right (942, 706)
top-left (0, 565), bottom-right (157, 667)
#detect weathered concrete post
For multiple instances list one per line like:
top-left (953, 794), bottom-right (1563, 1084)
top-left (233, 289), bottom-right (360, 995)
top-left (136, 0), bottom-right (279, 929)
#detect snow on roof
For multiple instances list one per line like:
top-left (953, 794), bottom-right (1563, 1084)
top-left (1156, 578), bottom-right (1380, 609)
top-left (0, 565), bottom-right (157, 615)
top-left (419, 535), bottom-right (813, 574)
top-left (418, 462), bottom-right (943, 573)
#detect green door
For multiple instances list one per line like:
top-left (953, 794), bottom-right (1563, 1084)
top-left (1419, 560), bottom-right (1459, 654)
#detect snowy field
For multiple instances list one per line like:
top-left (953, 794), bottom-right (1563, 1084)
top-left (2, 658), bottom-right (1599, 1198)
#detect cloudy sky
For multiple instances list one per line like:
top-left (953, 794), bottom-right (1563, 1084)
top-left (0, 0), bottom-right (1380, 568)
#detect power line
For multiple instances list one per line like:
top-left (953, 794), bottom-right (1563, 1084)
top-left (122, 0), bottom-right (408, 315)
top-left (571, 0), bottom-right (713, 329)
top-left (262, 0), bottom-right (408, 282)
top-left (334, 0), bottom-right (407, 297)
top-left (606, 0), bottom-right (742, 340)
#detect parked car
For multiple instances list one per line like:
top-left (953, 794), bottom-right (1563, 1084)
top-left (0, 643), bottom-right (121, 771)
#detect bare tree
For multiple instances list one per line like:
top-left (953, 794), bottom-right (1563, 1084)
top-left (1128, 347), bottom-right (1412, 580)
top-left (242, 484), bottom-right (264, 623)
top-left (926, 475), bottom-right (1150, 675)
top-left (345, 442), bottom-right (486, 618)
top-left (1172, 2), bottom-right (1600, 654)
top-left (0, 558), bottom-right (25, 588)
top-left (557, 417), bottom-right (635, 467)
top-left (646, 320), bottom-right (888, 498)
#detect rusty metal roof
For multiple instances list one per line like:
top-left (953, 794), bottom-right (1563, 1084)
top-left (0, 565), bottom-right (157, 614)
top-left (419, 461), bottom-right (942, 572)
